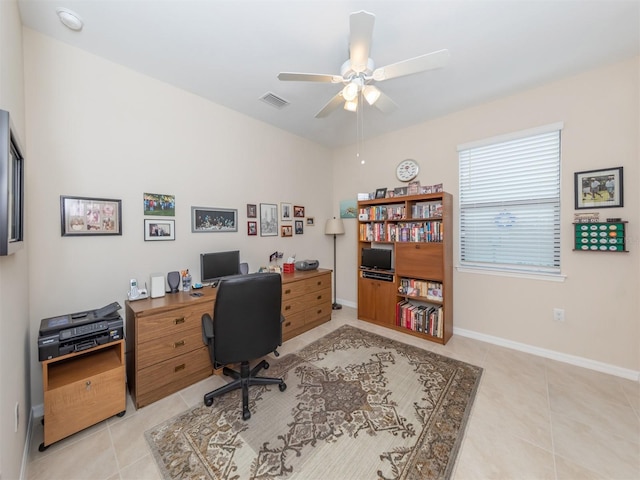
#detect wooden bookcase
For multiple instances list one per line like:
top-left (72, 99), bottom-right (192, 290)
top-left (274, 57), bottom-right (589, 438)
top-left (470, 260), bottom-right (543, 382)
top-left (357, 192), bottom-right (453, 345)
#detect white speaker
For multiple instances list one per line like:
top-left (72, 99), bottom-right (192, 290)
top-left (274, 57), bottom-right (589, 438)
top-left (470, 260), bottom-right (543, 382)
top-left (150, 274), bottom-right (166, 298)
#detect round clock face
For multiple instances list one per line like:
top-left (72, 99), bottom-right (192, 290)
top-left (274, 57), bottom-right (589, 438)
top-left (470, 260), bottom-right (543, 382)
top-left (396, 159), bottom-right (419, 182)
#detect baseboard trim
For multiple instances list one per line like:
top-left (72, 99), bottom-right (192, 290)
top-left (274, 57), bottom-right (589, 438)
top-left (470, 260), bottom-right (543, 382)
top-left (454, 327), bottom-right (640, 382)
top-left (20, 408), bottom-right (34, 480)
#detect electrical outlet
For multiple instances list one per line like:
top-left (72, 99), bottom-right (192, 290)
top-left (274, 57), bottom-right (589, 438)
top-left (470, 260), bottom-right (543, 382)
top-left (553, 308), bottom-right (565, 322)
top-left (14, 402), bottom-right (19, 433)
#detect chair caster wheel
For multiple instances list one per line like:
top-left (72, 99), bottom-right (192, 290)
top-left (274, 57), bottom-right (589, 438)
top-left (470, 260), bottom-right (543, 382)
top-left (263, 361), bottom-right (269, 370)
top-left (243, 410), bottom-right (251, 421)
top-left (279, 382), bottom-right (287, 392)
top-left (39, 442), bottom-right (48, 452)
top-left (204, 397), bottom-right (213, 407)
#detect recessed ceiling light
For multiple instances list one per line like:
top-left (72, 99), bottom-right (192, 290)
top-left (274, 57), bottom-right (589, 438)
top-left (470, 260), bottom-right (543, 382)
top-left (56, 8), bottom-right (83, 31)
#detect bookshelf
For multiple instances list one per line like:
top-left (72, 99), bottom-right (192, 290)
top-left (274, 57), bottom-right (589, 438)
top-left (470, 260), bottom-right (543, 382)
top-left (357, 192), bottom-right (453, 344)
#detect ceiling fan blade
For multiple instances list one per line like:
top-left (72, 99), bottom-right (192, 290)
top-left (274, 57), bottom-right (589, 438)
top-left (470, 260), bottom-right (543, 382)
top-left (373, 49), bottom-right (450, 82)
top-left (372, 91), bottom-right (398, 114)
top-left (315, 92), bottom-right (344, 118)
top-left (278, 72), bottom-right (343, 83)
top-left (349, 11), bottom-right (375, 73)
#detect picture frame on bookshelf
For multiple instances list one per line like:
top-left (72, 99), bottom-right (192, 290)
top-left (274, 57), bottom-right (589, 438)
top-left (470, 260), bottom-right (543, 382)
top-left (574, 167), bottom-right (623, 209)
top-left (407, 181), bottom-right (421, 196)
top-left (375, 187), bottom-right (387, 199)
top-left (393, 186), bottom-right (407, 196)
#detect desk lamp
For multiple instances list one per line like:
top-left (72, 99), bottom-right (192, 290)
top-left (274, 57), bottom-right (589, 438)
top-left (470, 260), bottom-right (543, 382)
top-left (324, 217), bottom-right (345, 309)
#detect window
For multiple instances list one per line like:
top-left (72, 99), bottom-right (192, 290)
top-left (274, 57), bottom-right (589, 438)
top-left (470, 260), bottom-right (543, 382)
top-left (458, 123), bottom-right (562, 276)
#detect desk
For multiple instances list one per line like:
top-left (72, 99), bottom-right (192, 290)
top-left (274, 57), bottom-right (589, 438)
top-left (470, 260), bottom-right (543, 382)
top-left (125, 268), bottom-right (332, 409)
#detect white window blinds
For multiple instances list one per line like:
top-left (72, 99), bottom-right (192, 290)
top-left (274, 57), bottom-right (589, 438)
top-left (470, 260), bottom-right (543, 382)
top-left (458, 125), bottom-right (562, 275)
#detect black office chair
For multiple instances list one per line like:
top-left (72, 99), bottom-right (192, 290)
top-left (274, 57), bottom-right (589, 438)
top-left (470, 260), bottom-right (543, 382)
top-left (201, 272), bottom-right (287, 420)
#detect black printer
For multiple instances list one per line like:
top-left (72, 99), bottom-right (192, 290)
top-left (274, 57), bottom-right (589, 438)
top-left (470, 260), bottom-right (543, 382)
top-left (38, 301), bottom-right (124, 361)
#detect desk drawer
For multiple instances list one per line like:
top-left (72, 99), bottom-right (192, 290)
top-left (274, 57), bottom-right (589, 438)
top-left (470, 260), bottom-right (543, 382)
top-left (281, 296), bottom-right (306, 317)
top-left (137, 303), bottom-right (212, 343)
top-left (282, 311), bottom-right (305, 335)
top-left (137, 328), bottom-right (204, 370)
top-left (306, 286), bottom-right (331, 307)
top-left (282, 281), bottom-right (306, 301)
top-left (137, 346), bottom-right (211, 403)
top-left (306, 302), bottom-right (332, 325)
top-left (305, 273), bottom-right (331, 293)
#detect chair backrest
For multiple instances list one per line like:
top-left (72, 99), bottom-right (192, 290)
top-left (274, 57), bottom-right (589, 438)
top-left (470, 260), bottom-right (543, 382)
top-left (212, 272), bottom-right (282, 364)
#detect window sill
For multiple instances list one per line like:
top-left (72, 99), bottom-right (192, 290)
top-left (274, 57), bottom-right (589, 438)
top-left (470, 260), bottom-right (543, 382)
top-left (456, 266), bottom-right (566, 282)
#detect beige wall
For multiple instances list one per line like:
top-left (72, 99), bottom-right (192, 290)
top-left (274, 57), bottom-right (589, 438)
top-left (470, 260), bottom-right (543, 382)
top-left (0, 1), bottom-right (30, 479)
top-left (23, 29), bottom-right (335, 406)
top-left (331, 57), bottom-right (639, 374)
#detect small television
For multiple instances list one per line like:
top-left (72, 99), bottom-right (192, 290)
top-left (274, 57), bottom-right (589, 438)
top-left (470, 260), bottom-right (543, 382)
top-left (200, 250), bottom-right (240, 283)
top-left (361, 248), bottom-right (392, 271)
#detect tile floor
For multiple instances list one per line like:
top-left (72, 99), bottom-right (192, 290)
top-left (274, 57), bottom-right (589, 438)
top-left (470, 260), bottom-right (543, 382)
top-left (26, 307), bottom-right (640, 480)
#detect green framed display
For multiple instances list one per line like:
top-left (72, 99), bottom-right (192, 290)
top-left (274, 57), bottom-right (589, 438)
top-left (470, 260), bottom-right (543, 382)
top-left (574, 221), bottom-right (627, 252)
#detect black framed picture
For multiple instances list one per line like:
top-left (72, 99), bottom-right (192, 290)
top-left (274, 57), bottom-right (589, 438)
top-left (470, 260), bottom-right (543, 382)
top-left (375, 187), bottom-right (387, 199)
top-left (574, 167), bottom-right (623, 209)
top-left (60, 196), bottom-right (122, 236)
top-left (191, 207), bottom-right (238, 232)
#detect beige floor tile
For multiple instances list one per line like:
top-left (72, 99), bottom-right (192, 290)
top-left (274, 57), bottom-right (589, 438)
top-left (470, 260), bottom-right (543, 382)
top-left (119, 454), bottom-right (163, 480)
top-left (554, 454), bottom-right (606, 480)
top-left (27, 429), bottom-right (118, 480)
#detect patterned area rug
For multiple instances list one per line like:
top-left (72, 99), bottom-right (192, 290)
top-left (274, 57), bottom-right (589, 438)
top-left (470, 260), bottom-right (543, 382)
top-left (145, 325), bottom-right (482, 480)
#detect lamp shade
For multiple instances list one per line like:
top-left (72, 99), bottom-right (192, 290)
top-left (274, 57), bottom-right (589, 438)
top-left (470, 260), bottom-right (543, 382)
top-left (324, 218), bottom-right (345, 235)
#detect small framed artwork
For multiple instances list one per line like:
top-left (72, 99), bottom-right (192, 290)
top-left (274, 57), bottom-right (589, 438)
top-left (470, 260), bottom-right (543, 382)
top-left (247, 221), bottom-right (257, 236)
top-left (295, 220), bottom-right (303, 234)
top-left (575, 167), bottom-right (624, 209)
top-left (144, 193), bottom-right (175, 216)
top-left (306, 217), bottom-right (315, 226)
top-left (191, 207), bottom-right (238, 232)
top-left (260, 203), bottom-right (278, 236)
top-left (281, 225), bottom-right (293, 237)
top-left (144, 219), bottom-right (175, 241)
top-left (247, 204), bottom-right (257, 218)
top-left (375, 188), bottom-right (387, 199)
top-left (393, 186), bottom-right (407, 197)
top-left (294, 205), bottom-right (305, 217)
top-left (60, 196), bottom-right (122, 236)
top-left (280, 202), bottom-right (292, 221)
top-left (340, 199), bottom-right (357, 218)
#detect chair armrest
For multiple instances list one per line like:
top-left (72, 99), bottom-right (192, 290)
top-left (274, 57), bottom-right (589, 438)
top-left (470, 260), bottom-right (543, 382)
top-left (202, 313), bottom-right (214, 345)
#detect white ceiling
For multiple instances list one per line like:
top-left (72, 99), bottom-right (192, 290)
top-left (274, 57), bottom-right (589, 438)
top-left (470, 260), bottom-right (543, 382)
top-left (17, 0), bottom-right (640, 149)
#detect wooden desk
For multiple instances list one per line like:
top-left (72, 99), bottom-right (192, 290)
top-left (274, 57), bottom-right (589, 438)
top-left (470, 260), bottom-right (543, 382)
top-left (125, 268), bottom-right (332, 409)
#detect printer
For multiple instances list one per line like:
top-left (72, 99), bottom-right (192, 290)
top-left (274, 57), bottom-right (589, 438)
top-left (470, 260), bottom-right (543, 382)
top-left (38, 301), bottom-right (124, 361)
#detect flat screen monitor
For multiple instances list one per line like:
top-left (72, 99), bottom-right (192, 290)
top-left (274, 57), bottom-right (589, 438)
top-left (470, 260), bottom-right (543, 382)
top-left (200, 250), bottom-right (240, 283)
top-left (361, 248), bottom-right (392, 271)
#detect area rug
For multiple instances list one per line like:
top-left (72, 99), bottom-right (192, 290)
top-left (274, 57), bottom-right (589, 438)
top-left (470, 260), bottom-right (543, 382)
top-left (145, 325), bottom-right (482, 480)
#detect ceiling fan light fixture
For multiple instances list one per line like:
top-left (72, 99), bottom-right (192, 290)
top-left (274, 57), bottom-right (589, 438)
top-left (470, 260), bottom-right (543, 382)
top-left (344, 97), bottom-right (358, 112)
top-left (56, 8), bottom-right (84, 31)
top-left (363, 85), bottom-right (381, 105)
top-left (342, 82), bottom-right (359, 102)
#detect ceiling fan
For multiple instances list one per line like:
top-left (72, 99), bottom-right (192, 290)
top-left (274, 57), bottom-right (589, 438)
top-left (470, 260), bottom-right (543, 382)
top-left (277, 10), bottom-right (450, 118)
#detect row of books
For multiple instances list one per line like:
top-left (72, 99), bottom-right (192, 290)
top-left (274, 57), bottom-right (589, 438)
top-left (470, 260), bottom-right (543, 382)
top-left (411, 202), bottom-right (443, 219)
top-left (359, 205), bottom-right (405, 221)
top-left (398, 278), bottom-right (442, 301)
top-left (359, 221), bottom-right (443, 242)
top-left (396, 301), bottom-right (443, 338)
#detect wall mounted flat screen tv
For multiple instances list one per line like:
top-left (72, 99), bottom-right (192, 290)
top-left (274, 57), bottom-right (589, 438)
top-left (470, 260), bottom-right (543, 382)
top-left (200, 250), bottom-right (240, 283)
top-left (361, 248), bottom-right (392, 271)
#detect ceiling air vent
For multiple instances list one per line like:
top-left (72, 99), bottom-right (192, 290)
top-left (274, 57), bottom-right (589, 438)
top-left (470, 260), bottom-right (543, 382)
top-left (260, 92), bottom-right (290, 109)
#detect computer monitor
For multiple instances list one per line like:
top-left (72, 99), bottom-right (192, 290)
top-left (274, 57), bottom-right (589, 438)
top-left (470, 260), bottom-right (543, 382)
top-left (200, 250), bottom-right (240, 283)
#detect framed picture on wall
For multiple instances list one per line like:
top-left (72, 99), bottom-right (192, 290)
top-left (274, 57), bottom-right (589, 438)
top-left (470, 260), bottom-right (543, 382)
top-left (60, 196), bottom-right (122, 236)
top-left (144, 218), bottom-right (175, 241)
top-left (246, 204), bottom-right (257, 218)
top-left (247, 221), bottom-right (257, 236)
top-left (574, 167), bottom-right (624, 209)
top-left (280, 202), bottom-right (292, 221)
top-left (191, 207), bottom-right (238, 232)
top-left (260, 203), bottom-right (278, 236)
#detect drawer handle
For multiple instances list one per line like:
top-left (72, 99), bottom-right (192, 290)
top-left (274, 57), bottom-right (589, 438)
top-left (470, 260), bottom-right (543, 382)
top-left (317, 295), bottom-right (322, 300)
top-left (174, 317), bottom-right (185, 325)
top-left (173, 340), bottom-right (185, 348)
top-left (174, 364), bottom-right (185, 373)
top-left (285, 305), bottom-right (291, 311)
top-left (317, 281), bottom-right (321, 285)
top-left (285, 321), bottom-right (291, 327)
top-left (85, 380), bottom-right (91, 391)
top-left (284, 289), bottom-right (291, 294)
top-left (317, 309), bottom-right (322, 314)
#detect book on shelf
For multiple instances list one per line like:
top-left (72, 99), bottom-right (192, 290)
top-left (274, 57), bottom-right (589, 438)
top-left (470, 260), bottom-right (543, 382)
top-left (395, 300), bottom-right (443, 338)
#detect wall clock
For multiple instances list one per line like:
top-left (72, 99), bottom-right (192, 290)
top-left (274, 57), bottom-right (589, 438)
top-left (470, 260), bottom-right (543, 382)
top-left (396, 159), bottom-right (419, 182)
